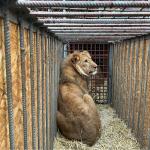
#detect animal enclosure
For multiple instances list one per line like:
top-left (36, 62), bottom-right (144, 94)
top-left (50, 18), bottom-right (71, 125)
top-left (0, 8), bottom-right (63, 150)
top-left (0, 0), bottom-right (150, 150)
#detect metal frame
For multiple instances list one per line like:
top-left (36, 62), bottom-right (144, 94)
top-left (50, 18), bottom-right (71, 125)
top-left (41, 31), bottom-right (45, 150)
top-left (46, 35), bottom-right (50, 150)
top-left (36, 29), bottom-right (41, 150)
top-left (39, 18), bottom-right (150, 24)
top-left (44, 24), bottom-right (150, 27)
top-left (15, 0), bottom-right (150, 42)
top-left (3, 9), bottom-right (15, 150)
top-left (51, 30), bottom-right (150, 33)
top-left (17, 1), bottom-right (150, 8)
top-left (29, 22), bottom-right (36, 150)
top-left (55, 33), bottom-right (144, 36)
top-left (19, 17), bottom-right (28, 150)
top-left (30, 11), bottom-right (150, 17)
top-left (108, 44), bottom-right (113, 103)
top-left (47, 27), bottom-right (150, 30)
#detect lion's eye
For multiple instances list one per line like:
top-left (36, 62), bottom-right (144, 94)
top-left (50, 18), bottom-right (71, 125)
top-left (84, 59), bottom-right (88, 62)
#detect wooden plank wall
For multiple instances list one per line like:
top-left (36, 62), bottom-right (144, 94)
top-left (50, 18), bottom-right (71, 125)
top-left (0, 12), bottom-right (63, 149)
top-left (112, 36), bottom-right (150, 149)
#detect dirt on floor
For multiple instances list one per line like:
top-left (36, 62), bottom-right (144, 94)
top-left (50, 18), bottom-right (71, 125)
top-left (54, 104), bottom-right (144, 150)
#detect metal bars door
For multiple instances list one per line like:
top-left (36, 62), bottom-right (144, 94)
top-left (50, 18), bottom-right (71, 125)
top-left (66, 43), bottom-right (109, 104)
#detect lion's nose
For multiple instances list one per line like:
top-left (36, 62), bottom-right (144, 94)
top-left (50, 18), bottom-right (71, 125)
top-left (93, 64), bottom-right (97, 69)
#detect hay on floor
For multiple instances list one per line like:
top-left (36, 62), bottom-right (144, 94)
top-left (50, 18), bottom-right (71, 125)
top-left (54, 105), bottom-right (142, 150)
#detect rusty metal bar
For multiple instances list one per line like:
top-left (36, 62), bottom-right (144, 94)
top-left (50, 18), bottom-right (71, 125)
top-left (51, 30), bottom-right (150, 33)
top-left (19, 17), bottom-right (28, 150)
top-left (36, 29), bottom-right (41, 150)
top-left (39, 18), bottom-right (150, 24)
top-left (118, 43), bottom-right (121, 118)
top-left (53, 38), bottom-right (57, 138)
top-left (16, 1), bottom-right (150, 8)
top-left (59, 37), bottom-right (134, 42)
top-left (50, 37), bottom-right (55, 150)
top-left (61, 37), bottom-right (133, 42)
top-left (30, 11), bottom-right (150, 17)
top-left (123, 40), bottom-right (128, 121)
top-left (58, 35), bottom-right (134, 38)
top-left (44, 24), bottom-right (150, 27)
top-left (46, 35), bottom-right (50, 150)
top-left (56, 33), bottom-right (143, 36)
top-left (3, 9), bottom-right (15, 150)
top-left (108, 44), bottom-right (113, 104)
top-left (115, 43), bottom-right (119, 115)
top-left (41, 32), bottom-right (45, 150)
top-left (58, 36), bottom-right (144, 40)
top-left (48, 36), bottom-right (51, 150)
top-left (49, 37), bottom-right (54, 150)
top-left (29, 23), bottom-right (36, 150)
top-left (48, 27), bottom-right (150, 30)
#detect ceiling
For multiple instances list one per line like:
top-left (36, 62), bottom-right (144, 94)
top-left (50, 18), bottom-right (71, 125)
top-left (16, 0), bottom-right (150, 43)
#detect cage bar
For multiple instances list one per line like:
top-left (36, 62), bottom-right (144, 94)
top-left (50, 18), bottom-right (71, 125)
top-left (50, 37), bottom-right (55, 150)
top-left (44, 24), bottom-right (150, 27)
top-left (48, 36), bottom-right (52, 150)
top-left (55, 33), bottom-right (144, 36)
top-left (41, 31), bottom-right (45, 150)
top-left (36, 29), bottom-right (41, 150)
top-left (51, 30), bottom-right (150, 33)
top-left (46, 35), bottom-right (49, 150)
top-left (3, 9), bottom-right (15, 150)
top-left (17, 1), bottom-right (150, 8)
top-left (39, 18), bottom-right (150, 24)
top-left (30, 11), bottom-right (150, 17)
top-left (108, 44), bottom-right (113, 103)
top-left (48, 27), bottom-right (150, 30)
top-left (49, 37), bottom-right (54, 150)
top-left (29, 23), bottom-right (36, 150)
top-left (19, 17), bottom-right (28, 150)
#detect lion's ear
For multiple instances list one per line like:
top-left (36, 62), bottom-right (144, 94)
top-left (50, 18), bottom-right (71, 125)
top-left (71, 54), bottom-right (80, 64)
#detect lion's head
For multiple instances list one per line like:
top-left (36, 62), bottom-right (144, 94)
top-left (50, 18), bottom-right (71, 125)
top-left (70, 51), bottom-right (97, 77)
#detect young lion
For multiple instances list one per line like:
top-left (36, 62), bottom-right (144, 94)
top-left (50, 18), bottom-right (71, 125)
top-left (57, 51), bottom-right (101, 146)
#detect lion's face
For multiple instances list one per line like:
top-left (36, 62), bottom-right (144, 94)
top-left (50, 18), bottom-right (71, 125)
top-left (71, 51), bottom-right (97, 77)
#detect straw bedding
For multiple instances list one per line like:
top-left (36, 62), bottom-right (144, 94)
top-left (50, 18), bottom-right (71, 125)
top-left (54, 104), bottom-right (143, 150)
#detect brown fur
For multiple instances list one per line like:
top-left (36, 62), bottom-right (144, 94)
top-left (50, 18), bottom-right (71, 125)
top-left (57, 51), bottom-right (101, 146)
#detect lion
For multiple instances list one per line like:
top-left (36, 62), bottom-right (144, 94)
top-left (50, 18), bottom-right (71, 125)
top-left (57, 51), bottom-right (101, 146)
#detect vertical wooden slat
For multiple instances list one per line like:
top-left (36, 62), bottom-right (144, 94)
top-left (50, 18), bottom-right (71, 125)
top-left (128, 39), bottom-right (135, 127)
top-left (131, 38), bottom-right (139, 131)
